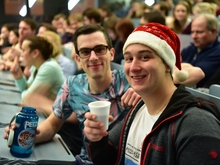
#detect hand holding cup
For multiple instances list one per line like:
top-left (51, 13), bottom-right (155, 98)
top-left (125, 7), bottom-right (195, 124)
top-left (88, 101), bottom-right (111, 130)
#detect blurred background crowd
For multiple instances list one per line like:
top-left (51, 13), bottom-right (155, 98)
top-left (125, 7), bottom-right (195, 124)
top-left (0, 0), bottom-right (220, 82)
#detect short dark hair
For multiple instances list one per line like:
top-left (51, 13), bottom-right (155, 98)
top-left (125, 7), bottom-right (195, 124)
top-left (39, 22), bottom-right (57, 33)
top-left (2, 23), bottom-right (14, 31)
top-left (25, 36), bottom-right (53, 60)
top-left (20, 18), bottom-right (37, 30)
top-left (154, 1), bottom-right (169, 16)
top-left (82, 7), bottom-right (102, 24)
top-left (142, 10), bottom-right (166, 25)
top-left (53, 13), bottom-right (67, 20)
top-left (73, 24), bottom-right (112, 54)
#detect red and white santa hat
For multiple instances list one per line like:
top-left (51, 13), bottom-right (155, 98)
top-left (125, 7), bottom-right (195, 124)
top-left (123, 22), bottom-right (188, 82)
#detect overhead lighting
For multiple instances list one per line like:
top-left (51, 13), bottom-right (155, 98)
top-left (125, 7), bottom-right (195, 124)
top-left (29, 0), bottom-right (37, 8)
top-left (68, 0), bottom-right (80, 11)
top-left (145, 0), bottom-right (155, 6)
top-left (19, 0), bottom-right (37, 17)
top-left (19, 5), bottom-right (27, 17)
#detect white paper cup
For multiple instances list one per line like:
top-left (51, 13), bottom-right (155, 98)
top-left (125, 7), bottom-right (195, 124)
top-left (88, 101), bottom-right (111, 130)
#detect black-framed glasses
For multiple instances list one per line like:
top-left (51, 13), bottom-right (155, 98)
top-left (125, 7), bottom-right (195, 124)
top-left (78, 45), bottom-right (109, 59)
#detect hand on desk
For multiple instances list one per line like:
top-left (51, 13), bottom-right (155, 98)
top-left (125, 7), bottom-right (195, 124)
top-left (84, 112), bottom-right (113, 142)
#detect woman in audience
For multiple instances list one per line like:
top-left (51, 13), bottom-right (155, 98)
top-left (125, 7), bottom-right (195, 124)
top-left (38, 30), bottom-right (77, 78)
top-left (10, 36), bottom-right (65, 116)
top-left (192, 2), bottom-right (217, 16)
top-left (166, 1), bottom-right (192, 34)
top-left (127, 2), bottom-right (144, 18)
top-left (104, 15), bottom-right (123, 64)
top-left (115, 18), bottom-right (134, 44)
top-left (0, 24), bottom-right (13, 54)
top-left (0, 29), bottom-right (19, 70)
top-left (115, 18), bottom-right (134, 64)
top-left (8, 29), bottom-right (19, 46)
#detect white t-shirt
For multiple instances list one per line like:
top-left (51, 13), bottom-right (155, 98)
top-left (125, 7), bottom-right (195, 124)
top-left (125, 105), bottom-right (161, 165)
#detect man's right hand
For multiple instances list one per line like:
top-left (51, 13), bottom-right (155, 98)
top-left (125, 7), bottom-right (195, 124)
top-left (84, 112), bottom-right (110, 142)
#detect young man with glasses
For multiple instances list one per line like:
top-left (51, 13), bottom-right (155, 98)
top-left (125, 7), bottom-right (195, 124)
top-left (4, 24), bottom-right (140, 165)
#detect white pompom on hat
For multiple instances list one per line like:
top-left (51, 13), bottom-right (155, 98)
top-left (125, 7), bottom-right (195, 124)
top-left (123, 23), bottom-right (188, 82)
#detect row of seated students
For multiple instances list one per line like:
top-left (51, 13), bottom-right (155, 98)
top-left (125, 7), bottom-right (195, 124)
top-left (0, 2), bottom-right (220, 165)
top-left (3, 22), bottom-right (220, 165)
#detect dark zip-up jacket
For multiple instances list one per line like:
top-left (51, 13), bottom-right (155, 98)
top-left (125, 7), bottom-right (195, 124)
top-left (86, 85), bottom-right (220, 165)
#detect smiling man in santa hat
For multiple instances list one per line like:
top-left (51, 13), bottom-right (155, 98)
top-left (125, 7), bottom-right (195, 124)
top-left (84, 23), bottom-right (220, 165)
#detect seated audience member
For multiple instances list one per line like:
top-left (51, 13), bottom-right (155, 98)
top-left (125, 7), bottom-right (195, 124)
top-left (52, 13), bottom-right (68, 36)
top-left (62, 13), bottom-right (83, 58)
top-left (104, 15), bottom-right (123, 64)
top-left (115, 18), bottom-right (135, 64)
top-left (82, 7), bottom-right (103, 25)
top-left (38, 22), bottom-right (57, 35)
top-left (0, 18), bottom-right (36, 73)
top-left (127, 2), bottom-right (144, 18)
top-left (67, 13), bottom-right (83, 35)
top-left (140, 10), bottom-right (166, 25)
top-left (115, 18), bottom-right (134, 45)
top-left (38, 30), bottom-right (77, 78)
top-left (10, 36), bottom-right (65, 116)
top-left (203, 0), bottom-right (220, 16)
top-left (161, 0), bottom-right (174, 14)
top-left (153, 1), bottom-right (170, 16)
top-left (142, 3), bottom-right (152, 13)
top-left (192, 2), bottom-right (217, 16)
top-left (8, 29), bottom-right (19, 46)
top-left (4, 24), bottom-right (140, 164)
top-left (0, 24), bottom-right (13, 54)
top-left (18, 33), bottom-right (80, 155)
top-left (84, 23), bottom-right (220, 165)
top-left (166, 1), bottom-right (192, 34)
top-left (0, 29), bottom-right (19, 70)
top-left (99, 5), bottom-right (116, 22)
top-left (181, 13), bottom-right (220, 87)
top-left (52, 13), bottom-right (74, 45)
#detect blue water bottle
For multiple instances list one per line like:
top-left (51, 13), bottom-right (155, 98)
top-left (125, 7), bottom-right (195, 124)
top-left (9, 106), bottom-right (39, 158)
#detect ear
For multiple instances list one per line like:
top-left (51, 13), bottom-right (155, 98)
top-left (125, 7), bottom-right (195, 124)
top-left (31, 49), bottom-right (39, 59)
top-left (211, 28), bottom-right (217, 34)
top-left (163, 62), bottom-right (171, 73)
top-left (75, 54), bottom-right (81, 64)
top-left (165, 65), bottom-right (171, 73)
top-left (109, 48), bottom-right (115, 62)
top-left (91, 18), bottom-right (96, 24)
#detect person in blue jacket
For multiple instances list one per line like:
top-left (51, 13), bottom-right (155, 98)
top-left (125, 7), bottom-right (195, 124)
top-left (181, 13), bottom-right (220, 87)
